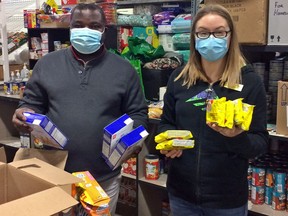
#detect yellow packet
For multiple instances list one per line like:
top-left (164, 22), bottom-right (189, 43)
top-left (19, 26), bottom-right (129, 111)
top-left (72, 171), bottom-right (111, 216)
top-left (154, 130), bottom-right (193, 143)
top-left (224, 100), bottom-right (234, 129)
top-left (240, 103), bottom-right (255, 131)
top-left (156, 139), bottom-right (195, 151)
top-left (206, 97), bottom-right (226, 127)
top-left (233, 98), bottom-right (244, 125)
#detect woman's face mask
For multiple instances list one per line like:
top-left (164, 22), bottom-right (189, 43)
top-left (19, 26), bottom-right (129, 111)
top-left (195, 36), bottom-right (228, 62)
top-left (70, 27), bottom-right (104, 54)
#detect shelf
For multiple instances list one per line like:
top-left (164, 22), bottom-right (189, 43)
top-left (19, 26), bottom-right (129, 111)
top-left (117, 0), bottom-right (191, 5)
top-left (248, 201), bottom-right (287, 216)
top-left (0, 91), bottom-right (20, 102)
top-left (122, 171), bottom-right (137, 180)
top-left (0, 136), bottom-right (21, 148)
top-left (241, 45), bottom-right (288, 53)
top-left (139, 173), bottom-right (167, 188)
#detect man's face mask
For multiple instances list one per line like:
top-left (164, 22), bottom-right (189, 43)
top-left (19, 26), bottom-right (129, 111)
top-left (70, 27), bottom-right (104, 54)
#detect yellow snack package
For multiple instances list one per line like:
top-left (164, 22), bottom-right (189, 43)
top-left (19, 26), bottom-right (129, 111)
top-left (72, 171), bottom-right (111, 216)
top-left (233, 98), bottom-right (244, 125)
top-left (206, 97), bottom-right (226, 127)
top-left (224, 100), bottom-right (234, 129)
top-left (156, 139), bottom-right (195, 151)
top-left (240, 103), bottom-right (255, 131)
top-left (154, 130), bottom-right (193, 143)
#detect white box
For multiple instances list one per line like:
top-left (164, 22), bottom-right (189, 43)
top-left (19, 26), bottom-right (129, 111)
top-left (268, 0), bottom-right (288, 45)
top-left (23, 112), bottom-right (68, 149)
top-left (102, 114), bottom-right (134, 160)
top-left (106, 125), bottom-right (149, 170)
top-left (159, 34), bottom-right (175, 52)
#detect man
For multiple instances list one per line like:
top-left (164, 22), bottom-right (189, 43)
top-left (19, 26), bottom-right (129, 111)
top-left (12, 3), bottom-right (147, 215)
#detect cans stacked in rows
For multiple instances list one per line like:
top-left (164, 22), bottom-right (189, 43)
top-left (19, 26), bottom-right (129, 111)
top-left (248, 152), bottom-right (288, 211)
top-left (253, 62), bottom-right (266, 84)
top-left (283, 60), bottom-right (288, 80)
top-left (269, 60), bottom-right (284, 122)
top-left (252, 62), bottom-right (278, 123)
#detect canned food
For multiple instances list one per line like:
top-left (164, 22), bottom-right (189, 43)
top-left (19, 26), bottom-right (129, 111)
top-left (274, 170), bottom-right (287, 193)
top-left (251, 185), bottom-right (265, 205)
top-left (265, 168), bottom-right (274, 187)
top-left (265, 186), bottom-right (273, 205)
top-left (3, 82), bottom-right (11, 95)
top-left (252, 166), bottom-right (265, 186)
top-left (145, 154), bottom-right (159, 180)
top-left (272, 191), bottom-right (286, 211)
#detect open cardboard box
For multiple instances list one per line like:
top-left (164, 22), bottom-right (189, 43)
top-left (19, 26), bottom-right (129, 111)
top-left (0, 147), bottom-right (81, 215)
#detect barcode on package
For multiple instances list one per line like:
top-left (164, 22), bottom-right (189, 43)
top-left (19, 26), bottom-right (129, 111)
top-left (51, 128), bottom-right (67, 146)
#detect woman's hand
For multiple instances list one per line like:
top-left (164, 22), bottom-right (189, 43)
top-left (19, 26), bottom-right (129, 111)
top-left (160, 149), bottom-right (183, 158)
top-left (206, 122), bottom-right (244, 137)
top-left (12, 107), bottom-right (35, 133)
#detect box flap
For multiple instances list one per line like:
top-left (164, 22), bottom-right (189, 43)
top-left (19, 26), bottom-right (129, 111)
top-left (0, 187), bottom-right (78, 216)
top-left (13, 148), bottom-right (68, 169)
top-left (0, 147), bottom-right (6, 163)
top-left (9, 158), bottom-right (81, 186)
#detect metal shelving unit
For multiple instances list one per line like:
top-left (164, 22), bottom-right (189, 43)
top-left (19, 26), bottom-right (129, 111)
top-left (0, 0), bottom-right (43, 82)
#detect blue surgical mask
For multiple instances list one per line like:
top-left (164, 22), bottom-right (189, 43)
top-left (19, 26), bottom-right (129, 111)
top-left (195, 37), bottom-right (228, 62)
top-left (70, 27), bottom-right (103, 54)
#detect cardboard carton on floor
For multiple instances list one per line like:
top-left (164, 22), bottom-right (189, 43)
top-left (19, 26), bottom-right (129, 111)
top-left (276, 81), bottom-right (288, 135)
top-left (0, 147), bottom-right (81, 216)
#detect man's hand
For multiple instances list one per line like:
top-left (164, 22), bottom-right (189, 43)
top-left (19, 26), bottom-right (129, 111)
top-left (12, 107), bottom-right (35, 133)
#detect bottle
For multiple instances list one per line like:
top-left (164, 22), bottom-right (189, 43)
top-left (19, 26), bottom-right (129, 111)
top-left (20, 63), bottom-right (29, 80)
top-left (13, 70), bottom-right (21, 95)
top-left (145, 154), bottom-right (160, 180)
top-left (20, 132), bottom-right (30, 148)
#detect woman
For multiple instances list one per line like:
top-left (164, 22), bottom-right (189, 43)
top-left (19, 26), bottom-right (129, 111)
top-left (158, 4), bottom-right (269, 216)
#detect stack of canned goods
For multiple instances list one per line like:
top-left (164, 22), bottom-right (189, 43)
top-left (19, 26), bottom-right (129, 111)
top-left (253, 62), bottom-right (266, 84)
top-left (269, 60), bottom-right (285, 122)
top-left (3, 71), bottom-right (27, 96)
top-left (282, 60), bottom-right (288, 80)
top-left (248, 152), bottom-right (288, 211)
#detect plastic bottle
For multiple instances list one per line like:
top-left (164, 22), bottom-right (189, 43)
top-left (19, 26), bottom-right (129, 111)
top-left (20, 63), bottom-right (29, 80)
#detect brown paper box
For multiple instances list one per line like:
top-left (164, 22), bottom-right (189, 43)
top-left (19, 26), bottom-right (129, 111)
top-left (0, 147), bottom-right (81, 216)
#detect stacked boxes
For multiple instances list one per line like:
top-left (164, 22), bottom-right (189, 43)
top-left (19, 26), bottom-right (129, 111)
top-left (102, 114), bottom-right (134, 160)
top-left (106, 125), bottom-right (149, 170)
top-left (102, 114), bottom-right (148, 170)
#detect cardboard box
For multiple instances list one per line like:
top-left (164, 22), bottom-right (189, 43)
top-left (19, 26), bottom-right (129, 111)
top-left (102, 114), bottom-right (134, 160)
top-left (23, 112), bottom-right (68, 149)
top-left (267, 0), bottom-right (288, 45)
top-left (205, 0), bottom-right (268, 44)
top-left (276, 81), bottom-right (288, 135)
top-left (0, 148), bottom-right (80, 216)
top-left (106, 125), bottom-right (149, 170)
top-left (37, 14), bottom-right (70, 28)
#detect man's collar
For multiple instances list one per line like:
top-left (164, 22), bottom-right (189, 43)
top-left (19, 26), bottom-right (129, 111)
top-left (70, 45), bottom-right (106, 64)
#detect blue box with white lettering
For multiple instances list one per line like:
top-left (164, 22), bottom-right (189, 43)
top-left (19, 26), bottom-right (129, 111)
top-left (102, 114), bottom-right (134, 160)
top-left (106, 125), bottom-right (149, 170)
top-left (23, 112), bottom-right (68, 149)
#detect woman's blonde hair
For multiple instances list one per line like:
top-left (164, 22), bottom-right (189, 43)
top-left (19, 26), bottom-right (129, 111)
top-left (176, 4), bottom-right (246, 88)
